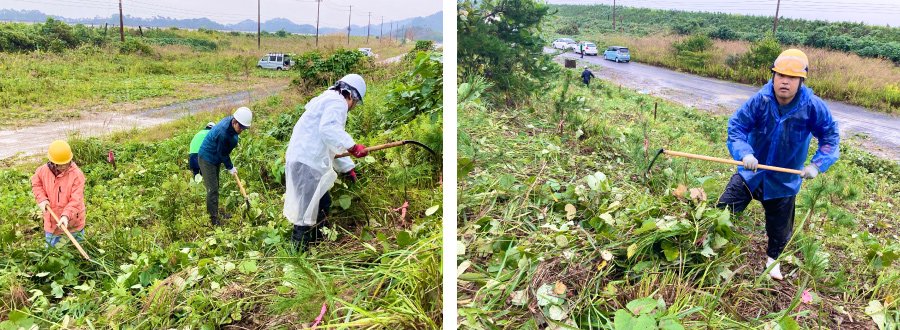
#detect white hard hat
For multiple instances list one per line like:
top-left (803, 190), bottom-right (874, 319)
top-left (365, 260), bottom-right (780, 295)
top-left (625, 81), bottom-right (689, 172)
top-left (338, 74), bottom-right (366, 101)
top-left (233, 107), bottom-right (252, 127)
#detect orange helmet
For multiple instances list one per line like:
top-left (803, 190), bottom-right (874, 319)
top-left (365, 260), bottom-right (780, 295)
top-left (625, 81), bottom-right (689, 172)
top-left (772, 49), bottom-right (808, 78)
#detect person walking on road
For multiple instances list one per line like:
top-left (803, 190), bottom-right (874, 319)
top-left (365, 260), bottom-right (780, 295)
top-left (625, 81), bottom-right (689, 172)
top-left (579, 42), bottom-right (584, 58)
top-left (716, 49), bottom-right (840, 280)
top-left (198, 107), bottom-right (253, 226)
top-left (283, 74), bottom-right (369, 250)
top-left (32, 140), bottom-right (87, 247)
top-left (581, 67), bottom-right (595, 86)
top-left (189, 122), bottom-right (215, 181)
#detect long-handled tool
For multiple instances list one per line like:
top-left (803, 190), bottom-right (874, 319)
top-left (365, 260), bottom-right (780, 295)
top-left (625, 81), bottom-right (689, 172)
top-left (232, 172), bottom-right (252, 216)
top-left (335, 140), bottom-right (437, 159)
top-left (45, 207), bottom-right (91, 261)
top-left (646, 148), bottom-right (803, 176)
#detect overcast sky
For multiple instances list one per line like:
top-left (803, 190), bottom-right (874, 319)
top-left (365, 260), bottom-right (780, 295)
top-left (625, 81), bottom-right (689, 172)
top-left (0, 0), bottom-right (442, 27)
top-left (548, 0), bottom-right (900, 27)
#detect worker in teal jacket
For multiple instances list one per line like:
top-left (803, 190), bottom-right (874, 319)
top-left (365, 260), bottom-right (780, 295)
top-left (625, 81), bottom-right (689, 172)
top-left (717, 49), bottom-right (840, 280)
top-left (189, 122), bottom-right (215, 180)
top-left (199, 107), bottom-right (252, 226)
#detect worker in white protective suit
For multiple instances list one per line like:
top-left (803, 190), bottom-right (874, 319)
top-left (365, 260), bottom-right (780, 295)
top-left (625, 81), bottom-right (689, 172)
top-left (284, 74), bottom-right (369, 250)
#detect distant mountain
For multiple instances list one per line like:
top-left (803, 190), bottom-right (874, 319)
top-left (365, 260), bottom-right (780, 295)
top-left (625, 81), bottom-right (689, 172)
top-left (0, 9), bottom-right (442, 41)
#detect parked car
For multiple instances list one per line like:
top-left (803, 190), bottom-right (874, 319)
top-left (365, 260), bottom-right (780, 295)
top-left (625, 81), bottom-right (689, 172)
top-left (552, 38), bottom-right (577, 50)
top-left (576, 41), bottom-right (598, 56)
top-left (358, 48), bottom-right (375, 57)
top-left (604, 46), bottom-right (631, 63)
top-left (257, 53), bottom-right (292, 70)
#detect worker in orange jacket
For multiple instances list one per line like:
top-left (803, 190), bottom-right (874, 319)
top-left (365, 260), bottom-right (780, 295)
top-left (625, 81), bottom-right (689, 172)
top-left (31, 140), bottom-right (87, 247)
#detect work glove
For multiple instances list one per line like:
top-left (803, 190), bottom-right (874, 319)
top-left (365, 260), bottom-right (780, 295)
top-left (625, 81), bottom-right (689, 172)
top-left (800, 165), bottom-right (819, 179)
top-left (742, 154), bottom-right (759, 171)
top-left (343, 169), bottom-right (358, 183)
top-left (59, 215), bottom-right (69, 229)
top-left (229, 167), bottom-right (237, 175)
top-left (348, 144), bottom-right (368, 158)
top-left (38, 200), bottom-right (49, 211)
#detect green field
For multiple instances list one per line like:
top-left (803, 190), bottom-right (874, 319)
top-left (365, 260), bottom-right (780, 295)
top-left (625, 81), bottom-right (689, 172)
top-left (0, 48), bottom-right (442, 328)
top-left (0, 19), bottom-right (413, 126)
top-left (457, 69), bottom-right (899, 328)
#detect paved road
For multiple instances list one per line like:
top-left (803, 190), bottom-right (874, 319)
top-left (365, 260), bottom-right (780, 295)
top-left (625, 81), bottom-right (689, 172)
top-left (549, 48), bottom-right (900, 161)
top-left (0, 84), bottom-right (286, 163)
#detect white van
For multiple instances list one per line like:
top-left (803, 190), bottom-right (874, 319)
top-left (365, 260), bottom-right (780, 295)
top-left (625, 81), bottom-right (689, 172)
top-left (257, 53), bottom-right (292, 70)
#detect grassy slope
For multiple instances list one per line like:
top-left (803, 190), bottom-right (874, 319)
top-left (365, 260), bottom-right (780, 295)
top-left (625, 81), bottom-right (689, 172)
top-left (0, 57), bottom-right (441, 329)
top-left (0, 27), bottom-right (413, 126)
top-left (545, 6), bottom-right (900, 114)
top-left (458, 70), bottom-right (899, 329)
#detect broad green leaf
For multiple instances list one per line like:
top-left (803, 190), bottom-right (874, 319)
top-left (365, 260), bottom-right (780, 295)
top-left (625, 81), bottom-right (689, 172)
top-left (51, 281), bottom-right (64, 298)
top-left (238, 260), bottom-right (258, 274)
top-left (613, 309), bottom-right (635, 330)
top-left (633, 314), bottom-right (657, 329)
top-left (659, 317), bottom-right (685, 330)
top-left (425, 205), bottom-right (440, 216)
top-left (777, 315), bottom-right (801, 330)
top-left (662, 241), bottom-right (680, 262)
top-left (626, 297), bottom-right (659, 315)
top-left (555, 235), bottom-right (569, 248)
top-left (547, 305), bottom-right (567, 321)
top-left (396, 231), bottom-right (414, 247)
top-left (337, 195), bottom-right (352, 210)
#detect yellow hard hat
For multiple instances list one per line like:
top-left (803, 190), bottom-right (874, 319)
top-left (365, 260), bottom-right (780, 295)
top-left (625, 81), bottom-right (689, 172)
top-left (48, 140), bottom-right (73, 165)
top-left (772, 49), bottom-right (808, 78)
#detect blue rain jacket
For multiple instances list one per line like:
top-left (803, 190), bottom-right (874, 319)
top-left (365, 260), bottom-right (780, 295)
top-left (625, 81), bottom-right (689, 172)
top-left (199, 116), bottom-right (240, 170)
top-left (726, 80), bottom-right (840, 200)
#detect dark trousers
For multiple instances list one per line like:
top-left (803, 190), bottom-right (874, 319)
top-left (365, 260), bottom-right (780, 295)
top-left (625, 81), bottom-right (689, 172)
top-left (716, 174), bottom-right (796, 259)
top-left (583, 79), bottom-right (590, 86)
top-left (198, 157), bottom-right (220, 223)
top-left (291, 192), bottom-right (332, 248)
top-left (188, 153), bottom-right (200, 176)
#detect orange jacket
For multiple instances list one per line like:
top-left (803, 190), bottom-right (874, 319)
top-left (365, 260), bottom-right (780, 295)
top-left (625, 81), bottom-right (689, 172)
top-left (31, 162), bottom-right (86, 235)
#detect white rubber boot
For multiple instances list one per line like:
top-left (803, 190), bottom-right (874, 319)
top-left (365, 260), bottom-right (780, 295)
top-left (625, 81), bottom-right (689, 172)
top-left (766, 257), bottom-right (784, 280)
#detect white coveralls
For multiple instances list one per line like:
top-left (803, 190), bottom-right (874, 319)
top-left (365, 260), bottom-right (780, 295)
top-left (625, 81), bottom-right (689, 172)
top-left (283, 90), bottom-right (356, 226)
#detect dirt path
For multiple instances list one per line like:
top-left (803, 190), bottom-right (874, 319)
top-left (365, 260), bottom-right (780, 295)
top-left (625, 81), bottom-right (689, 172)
top-left (549, 48), bottom-right (900, 161)
top-left (0, 84), bottom-right (287, 163)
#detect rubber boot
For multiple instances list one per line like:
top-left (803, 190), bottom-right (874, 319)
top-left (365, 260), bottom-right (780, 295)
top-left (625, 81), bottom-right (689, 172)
top-left (766, 257), bottom-right (784, 280)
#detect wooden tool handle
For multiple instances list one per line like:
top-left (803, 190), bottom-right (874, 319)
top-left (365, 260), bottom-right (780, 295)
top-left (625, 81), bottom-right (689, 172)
top-left (663, 150), bottom-right (803, 175)
top-left (46, 207), bottom-right (91, 261)
top-left (335, 141), bottom-right (407, 158)
top-left (232, 172), bottom-right (248, 198)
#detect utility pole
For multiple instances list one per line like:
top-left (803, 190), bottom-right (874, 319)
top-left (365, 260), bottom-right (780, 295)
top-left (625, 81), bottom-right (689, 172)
top-left (347, 5), bottom-right (352, 45)
top-left (118, 0), bottom-right (124, 42)
top-left (366, 12), bottom-right (372, 43)
top-left (772, 0), bottom-right (781, 34)
top-left (380, 16), bottom-right (384, 41)
top-left (389, 21), bottom-right (393, 41)
top-left (257, 0), bottom-right (260, 49)
top-left (315, 0), bottom-right (322, 47)
top-left (612, 0), bottom-right (616, 31)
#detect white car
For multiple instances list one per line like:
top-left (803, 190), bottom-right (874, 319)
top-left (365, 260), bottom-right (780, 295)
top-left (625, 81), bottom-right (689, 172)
top-left (552, 38), bottom-right (576, 50)
top-left (576, 42), bottom-right (598, 56)
top-left (257, 53), bottom-right (292, 70)
top-left (358, 48), bottom-right (375, 57)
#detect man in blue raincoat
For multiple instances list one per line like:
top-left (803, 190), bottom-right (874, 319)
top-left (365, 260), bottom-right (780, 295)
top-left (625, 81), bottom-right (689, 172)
top-left (716, 49), bottom-right (840, 281)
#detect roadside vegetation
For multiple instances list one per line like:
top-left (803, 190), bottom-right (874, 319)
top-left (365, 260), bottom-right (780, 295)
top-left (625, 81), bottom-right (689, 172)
top-left (547, 4), bottom-right (900, 114)
top-left (0, 46), bottom-right (442, 329)
top-left (459, 1), bottom-right (899, 328)
top-left (0, 18), bottom-right (413, 126)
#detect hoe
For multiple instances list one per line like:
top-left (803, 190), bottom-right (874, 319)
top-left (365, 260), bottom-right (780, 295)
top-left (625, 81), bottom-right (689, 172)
top-left (646, 148), bottom-right (802, 177)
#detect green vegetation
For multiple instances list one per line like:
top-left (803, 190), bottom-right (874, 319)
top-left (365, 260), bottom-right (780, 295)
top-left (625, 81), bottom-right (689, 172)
top-left (0, 19), bottom-right (413, 126)
top-left (0, 49), bottom-right (442, 328)
top-left (550, 4), bottom-right (900, 63)
top-left (457, 61), bottom-right (899, 328)
top-left (547, 4), bottom-right (900, 113)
